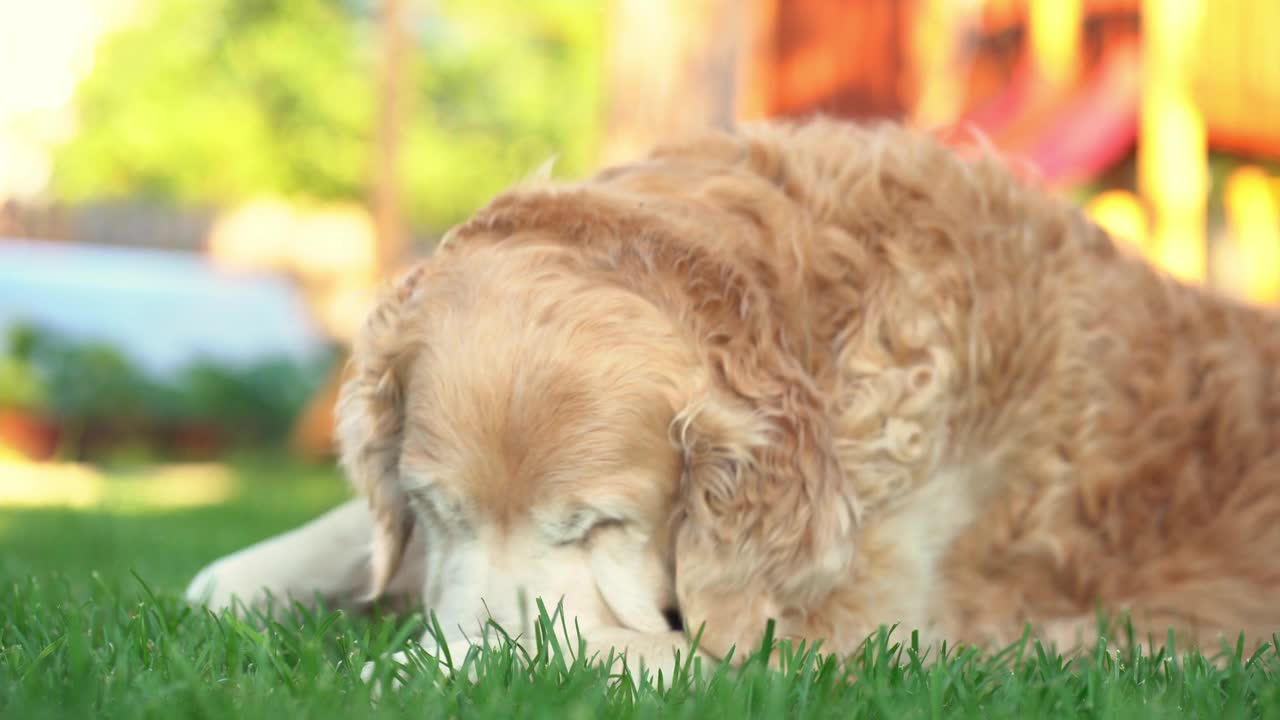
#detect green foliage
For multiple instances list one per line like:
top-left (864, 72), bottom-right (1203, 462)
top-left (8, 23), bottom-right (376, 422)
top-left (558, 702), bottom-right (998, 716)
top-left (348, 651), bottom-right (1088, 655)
top-left (52, 0), bottom-right (605, 233)
top-left (173, 354), bottom-right (335, 443)
top-left (13, 325), bottom-right (161, 426)
top-left (0, 322), bottom-right (336, 450)
top-left (55, 0), bottom-right (372, 207)
top-left (0, 356), bottom-right (44, 410)
top-left (0, 326), bottom-right (47, 410)
top-left (397, 0), bottom-right (605, 227)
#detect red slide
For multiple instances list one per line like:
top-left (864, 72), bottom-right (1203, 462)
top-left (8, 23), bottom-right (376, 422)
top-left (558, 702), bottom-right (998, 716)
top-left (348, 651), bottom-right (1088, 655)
top-left (954, 42), bottom-right (1141, 187)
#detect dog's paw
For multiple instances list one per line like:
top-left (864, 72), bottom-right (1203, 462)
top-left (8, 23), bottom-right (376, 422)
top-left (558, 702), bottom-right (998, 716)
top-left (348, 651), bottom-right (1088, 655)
top-left (183, 561), bottom-right (236, 610)
top-left (183, 559), bottom-right (280, 617)
top-left (360, 650), bottom-right (411, 702)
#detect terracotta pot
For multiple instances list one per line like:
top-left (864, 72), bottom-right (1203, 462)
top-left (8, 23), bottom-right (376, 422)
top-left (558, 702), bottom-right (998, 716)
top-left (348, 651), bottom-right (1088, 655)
top-left (0, 409), bottom-right (61, 461)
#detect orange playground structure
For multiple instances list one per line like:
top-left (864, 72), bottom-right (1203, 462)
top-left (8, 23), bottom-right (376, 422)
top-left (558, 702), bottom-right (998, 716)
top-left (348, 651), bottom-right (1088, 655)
top-left (738, 0), bottom-right (1280, 304)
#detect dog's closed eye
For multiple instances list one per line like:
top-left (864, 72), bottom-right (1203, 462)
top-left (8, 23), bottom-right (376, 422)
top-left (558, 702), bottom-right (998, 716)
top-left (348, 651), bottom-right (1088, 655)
top-left (547, 508), bottom-right (624, 546)
top-left (403, 480), bottom-right (473, 534)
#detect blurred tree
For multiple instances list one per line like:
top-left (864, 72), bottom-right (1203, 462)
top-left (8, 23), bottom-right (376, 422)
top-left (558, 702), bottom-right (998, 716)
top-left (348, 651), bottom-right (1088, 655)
top-left (399, 0), bottom-right (605, 229)
top-left (51, 0), bottom-right (605, 235)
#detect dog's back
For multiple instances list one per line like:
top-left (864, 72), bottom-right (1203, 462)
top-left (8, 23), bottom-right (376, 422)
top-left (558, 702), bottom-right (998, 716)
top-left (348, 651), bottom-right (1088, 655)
top-left (593, 117), bottom-right (1280, 653)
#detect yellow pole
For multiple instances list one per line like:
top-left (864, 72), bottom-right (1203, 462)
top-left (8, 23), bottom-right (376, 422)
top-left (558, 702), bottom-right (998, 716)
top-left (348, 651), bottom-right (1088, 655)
top-left (910, 0), bottom-right (983, 128)
top-left (1224, 167), bottom-right (1280, 304)
top-left (1029, 0), bottom-right (1082, 91)
top-left (1139, 0), bottom-right (1208, 284)
top-left (1087, 190), bottom-right (1149, 253)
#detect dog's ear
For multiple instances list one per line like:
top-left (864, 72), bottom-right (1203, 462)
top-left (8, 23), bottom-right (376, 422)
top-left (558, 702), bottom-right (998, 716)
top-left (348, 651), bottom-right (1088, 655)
top-left (335, 266), bottom-right (428, 601)
top-left (671, 381), bottom-right (860, 661)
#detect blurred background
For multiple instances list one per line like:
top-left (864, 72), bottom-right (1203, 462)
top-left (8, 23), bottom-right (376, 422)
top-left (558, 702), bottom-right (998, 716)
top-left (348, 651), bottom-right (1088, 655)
top-left (1, 0), bottom-right (1278, 557)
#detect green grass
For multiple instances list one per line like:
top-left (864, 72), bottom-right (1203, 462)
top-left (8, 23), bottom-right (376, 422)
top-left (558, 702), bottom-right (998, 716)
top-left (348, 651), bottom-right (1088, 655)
top-left (4, 458), bottom-right (1280, 719)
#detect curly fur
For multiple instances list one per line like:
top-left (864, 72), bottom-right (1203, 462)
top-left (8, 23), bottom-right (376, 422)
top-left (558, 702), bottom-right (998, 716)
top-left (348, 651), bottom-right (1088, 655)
top-left (337, 116), bottom-right (1280, 665)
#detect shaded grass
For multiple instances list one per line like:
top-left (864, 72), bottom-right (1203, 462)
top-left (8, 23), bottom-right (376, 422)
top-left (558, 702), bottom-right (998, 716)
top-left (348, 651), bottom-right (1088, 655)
top-left (0, 456), bottom-right (348, 592)
top-left (3, 458), bottom-right (1280, 718)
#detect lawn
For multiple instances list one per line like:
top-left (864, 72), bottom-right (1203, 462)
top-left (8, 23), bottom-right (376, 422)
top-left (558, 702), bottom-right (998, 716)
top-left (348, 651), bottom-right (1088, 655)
top-left (4, 457), bottom-right (1280, 719)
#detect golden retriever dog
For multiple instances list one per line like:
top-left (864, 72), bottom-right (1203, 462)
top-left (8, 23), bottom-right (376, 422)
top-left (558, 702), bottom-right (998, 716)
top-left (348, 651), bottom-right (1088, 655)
top-left (187, 117), bottom-right (1280, 681)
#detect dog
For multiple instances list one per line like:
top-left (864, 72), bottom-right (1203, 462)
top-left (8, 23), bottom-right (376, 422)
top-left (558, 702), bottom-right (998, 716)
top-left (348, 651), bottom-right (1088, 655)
top-left (187, 117), bottom-right (1280, 680)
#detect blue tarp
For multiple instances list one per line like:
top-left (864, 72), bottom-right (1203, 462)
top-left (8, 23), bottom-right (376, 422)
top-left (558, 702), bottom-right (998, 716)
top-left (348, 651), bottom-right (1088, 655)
top-left (0, 238), bottom-right (328, 379)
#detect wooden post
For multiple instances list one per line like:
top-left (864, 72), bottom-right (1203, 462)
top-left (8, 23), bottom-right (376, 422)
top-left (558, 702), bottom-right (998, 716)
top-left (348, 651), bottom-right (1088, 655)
top-left (598, 0), bottom-right (745, 166)
top-left (292, 0), bottom-right (410, 461)
top-left (373, 0), bottom-right (407, 275)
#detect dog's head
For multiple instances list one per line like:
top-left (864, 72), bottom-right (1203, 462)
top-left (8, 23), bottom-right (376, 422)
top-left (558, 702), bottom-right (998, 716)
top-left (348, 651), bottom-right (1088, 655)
top-left (336, 237), bottom-right (704, 647)
top-left (337, 129), bottom-right (869, 661)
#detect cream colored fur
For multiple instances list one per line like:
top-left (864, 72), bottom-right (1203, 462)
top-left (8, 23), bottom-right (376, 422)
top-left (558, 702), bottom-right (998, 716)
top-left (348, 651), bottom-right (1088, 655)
top-left (189, 117), bottom-right (1280, 684)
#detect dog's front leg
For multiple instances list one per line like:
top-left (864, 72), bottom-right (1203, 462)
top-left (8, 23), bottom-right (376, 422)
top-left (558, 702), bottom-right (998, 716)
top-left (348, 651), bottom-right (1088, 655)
top-left (185, 498), bottom-right (426, 616)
